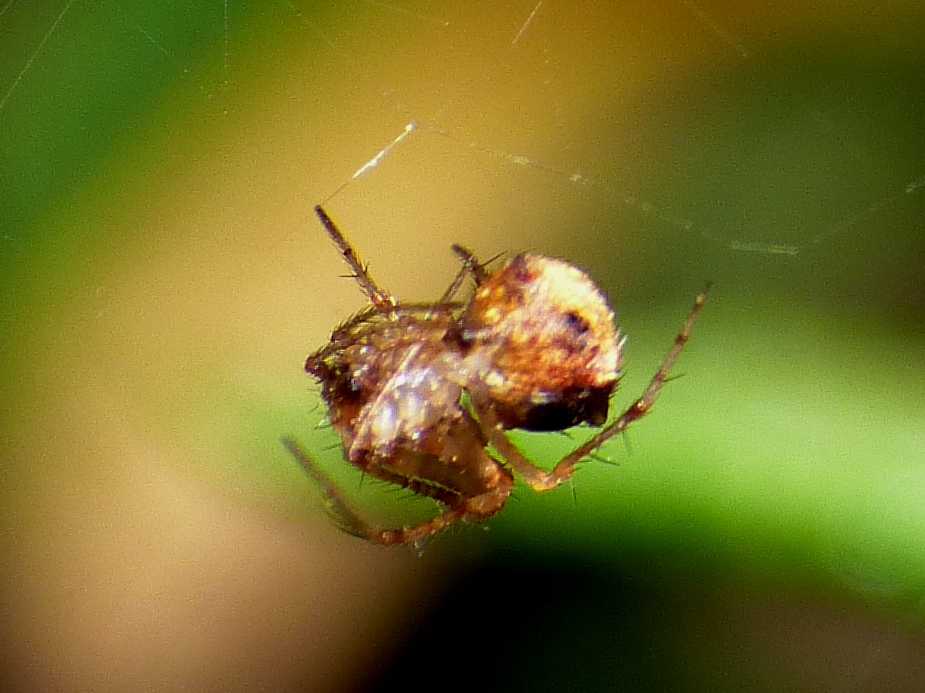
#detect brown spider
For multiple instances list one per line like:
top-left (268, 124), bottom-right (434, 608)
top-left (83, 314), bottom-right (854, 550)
top-left (283, 205), bottom-right (709, 546)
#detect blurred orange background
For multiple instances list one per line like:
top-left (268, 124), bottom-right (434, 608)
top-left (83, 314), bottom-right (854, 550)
top-left (2, 2), bottom-right (924, 690)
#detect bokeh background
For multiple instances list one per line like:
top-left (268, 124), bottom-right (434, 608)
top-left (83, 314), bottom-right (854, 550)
top-left (3, 1), bottom-right (924, 690)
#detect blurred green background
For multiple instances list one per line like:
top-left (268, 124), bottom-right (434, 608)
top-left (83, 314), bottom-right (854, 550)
top-left (2, 1), bottom-right (924, 690)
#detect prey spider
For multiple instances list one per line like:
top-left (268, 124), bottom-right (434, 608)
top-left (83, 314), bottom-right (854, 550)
top-left (283, 205), bottom-right (709, 546)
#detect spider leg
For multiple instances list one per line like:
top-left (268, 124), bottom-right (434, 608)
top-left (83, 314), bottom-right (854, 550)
top-left (315, 205), bottom-right (493, 312)
top-left (474, 284), bottom-right (711, 491)
top-left (434, 243), bottom-right (489, 306)
top-left (315, 205), bottom-right (397, 313)
top-left (332, 302), bottom-right (465, 339)
top-left (305, 300), bottom-right (468, 376)
top-left (283, 437), bottom-right (477, 546)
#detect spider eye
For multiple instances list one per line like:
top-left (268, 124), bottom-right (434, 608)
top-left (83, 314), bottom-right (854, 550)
top-left (563, 311), bottom-right (589, 334)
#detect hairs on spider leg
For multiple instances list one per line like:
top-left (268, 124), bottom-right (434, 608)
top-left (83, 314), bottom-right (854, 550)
top-left (481, 250), bottom-right (507, 268)
top-left (397, 489), bottom-right (430, 503)
top-left (321, 505), bottom-right (365, 538)
top-left (400, 490), bottom-right (435, 504)
top-left (622, 429), bottom-right (634, 456)
top-left (413, 536), bottom-right (431, 556)
top-left (357, 476), bottom-right (396, 493)
top-left (589, 451), bottom-right (618, 466)
top-left (463, 249), bottom-right (507, 281)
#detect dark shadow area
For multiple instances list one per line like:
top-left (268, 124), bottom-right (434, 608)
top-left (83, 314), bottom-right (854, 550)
top-left (367, 548), bottom-right (925, 692)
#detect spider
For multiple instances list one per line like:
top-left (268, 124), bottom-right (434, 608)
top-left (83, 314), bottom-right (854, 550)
top-left (282, 205), bottom-right (709, 546)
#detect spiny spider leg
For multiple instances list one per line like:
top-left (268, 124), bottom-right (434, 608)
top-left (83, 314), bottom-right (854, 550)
top-left (438, 256), bottom-right (476, 305)
top-left (475, 285), bottom-right (711, 492)
top-left (435, 243), bottom-right (488, 312)
top-left (330, 302), bottom-right (465, 341)
top-left (315, 204), bottom-right (476, 320)
top-left (450, 244), bottom-right (490, 284)
top-left (282, 437), bottom-right (468, 546)
top-left (306, 301), bottom-right (466, 374)
top-left (282, 437), bottom-right (370, 537)
top-left (315, 205), bottom-right (397, 313)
